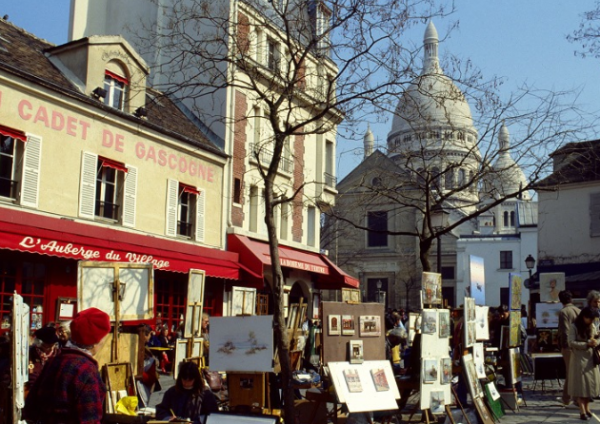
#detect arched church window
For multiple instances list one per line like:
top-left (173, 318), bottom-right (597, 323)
top-left (510, 211), bottom-right (515, 227)
top-left (503, 211), bottom-right (509, 227)
top-left (457, 132), bottom-right (464, 141)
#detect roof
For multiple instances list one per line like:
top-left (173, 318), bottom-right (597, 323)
top-left (535, 139), bottom-right (600, 188)
top-left (0, 17), bottom-right (225, 157)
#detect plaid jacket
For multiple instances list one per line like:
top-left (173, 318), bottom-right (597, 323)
top-left (24, 348), bottom-right (106, 424)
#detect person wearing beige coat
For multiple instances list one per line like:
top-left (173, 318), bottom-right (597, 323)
top-left (559, 290), bottom-right (581, 405)
top-left (568, 307), bottom-right (600, 420)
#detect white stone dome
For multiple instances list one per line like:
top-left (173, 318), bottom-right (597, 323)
top-left (387, 22), bottom-right (477, 154)
top-left (490, 123), bottom-right (530, 200)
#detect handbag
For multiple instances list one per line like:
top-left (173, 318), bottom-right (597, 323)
top-left (202, 368), bottom-right (223, 391)
top-left (593, 346), bottom-right (600, 367)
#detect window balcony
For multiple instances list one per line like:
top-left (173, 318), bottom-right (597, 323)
top-left (324, 172), bottom-right (336, 188)
top-left (178, 221), bottom-right (193, 238)
top-left (95, 201), bottom-right (120, 221)
top-left (249, 143), bottom-right (293, 173)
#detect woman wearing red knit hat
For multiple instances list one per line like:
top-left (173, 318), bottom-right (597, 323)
top-left (24, 307), bottom-right (111, 424)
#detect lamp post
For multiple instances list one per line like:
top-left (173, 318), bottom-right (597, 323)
top-left (525, 254), bottom-right (536, 280)
top-left (431, 204), bottom-right (450, 273)
top-left (376, 280), bottom-right (382, 303)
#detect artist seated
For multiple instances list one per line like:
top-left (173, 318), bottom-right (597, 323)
top-left (156, 362), bottom-right (219, 423)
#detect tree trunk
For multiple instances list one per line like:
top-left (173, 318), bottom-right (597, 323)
top-left (264, 178), bottom-right (296, 424)
top-left (419, 237), bottom-right (433, 272)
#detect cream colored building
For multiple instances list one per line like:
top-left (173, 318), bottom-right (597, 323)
top-left (0, 19), bottom-right (240, 329)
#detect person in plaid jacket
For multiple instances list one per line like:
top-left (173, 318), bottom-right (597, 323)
top-left (24, 308), bottom-right (111, 424)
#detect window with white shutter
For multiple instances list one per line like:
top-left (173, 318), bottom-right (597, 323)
top-left (20, 134), bottom-right (42, 208)
top-left (122, 165), bottom-right (137, 228)
top-left (79, 151), bottom-right (98, 219)
top-left (195, 189), bottom-right (205, 242)
top-left (165, 179), bottom-right (179, 237)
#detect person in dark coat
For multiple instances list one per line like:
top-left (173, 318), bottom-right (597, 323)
top-left (24, 308), bottom-right (111, 424)
top-left (156, 362), bottom-right (218, 423)
top-left (27, 326), bottom-right (60, 391)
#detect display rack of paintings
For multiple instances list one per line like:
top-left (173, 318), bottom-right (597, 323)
top-left (539, 272), bottom-right (565, 303)
top-left (475, 305), bottom-right (490, 340)
top-left (419, 309), bottom-right (452, 411)
top-left (349, 340), bottom-right (364, 364)
top-left (422, 272), bottom-right (442, 305)
top-left (341, 288), bottom-right (362, 304)
top-left (508, 273), bottom-right (522, 311)
top-left (328, 361), bottom-right (400, 412)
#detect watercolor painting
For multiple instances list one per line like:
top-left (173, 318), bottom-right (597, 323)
top-left (438, 310), bottom-right (450, 338)
top-left (441, 357), bottom-right (452, 385)
top-left (422, 272), bottom-right (442, 305)
top-left (329, 314), bottom-right (341, 336)
top-left (343, 369), bottom-right (363, 392)
top-left (475, 305), bottom-right (490, 340)
top-left (469, 255), bottom-right (485, 305)
top-left (539, 273), bottom-right (565, 303)
top-left (430, 391), bottom-right (445, 414)
top-left (508, 273), bottom-right (522, 311)
top-left (209, 316), bottom-right (274, 372)
top-left (422, 309), bottom-right (437, 334)
top-left (370, 368), bottom-right (390, 392)
top-left (423, 358), bottom-right (438, 384)
top-left (349, 340), bottom-right (364, 364)
top-left (342, 315), bottom-right (355, 336)
top-left (359, 315), bottom-right (381, 337)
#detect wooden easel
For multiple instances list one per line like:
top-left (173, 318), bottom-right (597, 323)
top-left (186, 301), bottom-right (202, 357)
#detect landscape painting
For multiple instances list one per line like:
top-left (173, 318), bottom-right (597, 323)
top-left (209, 316), bottom-right (274, 372)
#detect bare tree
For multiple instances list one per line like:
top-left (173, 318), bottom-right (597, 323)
top-left (124, 0), bottom-right (592, 420)
top-left (569, 2), bottom-right (600, 59)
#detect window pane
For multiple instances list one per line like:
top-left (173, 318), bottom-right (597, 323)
top-left (367, 211), bottom-right (387, 247)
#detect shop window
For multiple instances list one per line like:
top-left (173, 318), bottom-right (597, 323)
top-left (367, 211), bottom-right (387, 247)
top-left (104, 70), bottom-right (128, 111)
top-left (155, 276), bottom-right (186, 332)
top-left (500, 251), bottom-right (513, 269)
top-left (79, 152), bottom-right (137, 227)
top-left (165, 179), bottom-right (205, 241)
top-left (0, 126), bottom-right (42, 208)
top-left (0, 259), bottom-right (46, 333)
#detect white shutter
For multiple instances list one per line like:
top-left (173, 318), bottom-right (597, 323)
top-left (165, 179), bottom-right (178, 237)
top-left (591, 192), bottom-right (600, 237)
top-left (122, 165), bottom-right (138, 228)
top-left (195, 189), bottom-right (205, 242)
top-left (78, 152), bottom-right (97, 219)
top-left (20, 134), bottom-right (42, 208)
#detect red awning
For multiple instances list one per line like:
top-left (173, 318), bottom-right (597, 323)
top-left (100, 157), bottom-right (128, 173)
top-left (227, 234), bottom-right (359, 289)
top-left (0, 124), bottom-right (27, 142)
top-left (180, 184), bottom-right (200, 196)
top-left (105, 70), bottom-right (129, 85)
top-left (0, 209), bottom-right (240, 279)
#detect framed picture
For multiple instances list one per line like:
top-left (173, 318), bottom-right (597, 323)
top-left (430, 390), bottom-right (445, 414)
top-left (463, 353), bottom-right (483, 399)
top-left (421, 309), bottom-right (437, 334)
top-left (475, 305), bottom-right (490, 340)
top-left (349, 340), bottom-right (364, 364)
top-left (422, 358), bottom-right (438, 384)
top-left (469, 255), bottom-right (485, 305)
top-left (287, 304), bottom-right (299, 329)
top-left (359, 315), bottom-right (381, 337)
top-left (421, 272), bottom-right (442, 305)
top-left (539, 272), bottom-right (565, 303)
top-left (440, 357), bottom-right (452, 384)
top-left (191, 337), bottom-right (204, 358)
top-left (536, 302), bottom-right (561, 328)
top-left (509, 312), bottom-right (521, 347)
top-left (230, 286), bottom-right (256, 316)
top-left (173, 339), bottom-right (188, 380)
top-left (185, 269), bottom-right (205, 338)
top-left (438, 310), bottom-right (450, 338)
top-left (508, 347), bottom-right (522, 384)
top-left (342, 315), bottom-right (355, 336)
top-left (464, 321), bottom-right (476, 348)
top-left (56, 297), bottom-right (77, 321)
top-left (342, 288), bottom-right (361, 303)
top-left (328, 314), bottom-right (341, 335)
top-left (474, 396), bottom-right (494, 424)
top-left (343, 369), bottom-right (363, 393)
top-left (370, 368), bottom-right (390, 391)
top-left (508, 273), bottom-right (522, 311)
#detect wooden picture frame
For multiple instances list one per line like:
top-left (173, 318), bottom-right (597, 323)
top-left (184, 269), bottom-right (205, 338)
top-left (56, 297), bottom-right (77, 321)
top-left (231, 286), bottom-right (256, 316)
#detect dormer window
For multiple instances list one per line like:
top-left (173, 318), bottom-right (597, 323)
top-left (104, 70), bottom-right (128, 111)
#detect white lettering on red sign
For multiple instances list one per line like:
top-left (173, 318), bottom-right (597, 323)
top-left (279, 258), bottom-right (327, 274)
top-left (18, 236), bottom-right (170, 269)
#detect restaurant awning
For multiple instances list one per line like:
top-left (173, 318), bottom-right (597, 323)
top-left (0, 209), bottom-right (240, 279)
top-left (227, 234), bottom-right (359, 289)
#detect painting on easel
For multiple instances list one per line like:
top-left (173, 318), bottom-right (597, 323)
top-left (184, 269), bottom-right (205, 338)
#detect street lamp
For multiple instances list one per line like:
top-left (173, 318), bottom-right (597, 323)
top-left (525, 254), bottom-right (536, 279)
top-left (431, 204), bottom-right (450, 273)
top-left (376, 280), bottom-right (382, 303)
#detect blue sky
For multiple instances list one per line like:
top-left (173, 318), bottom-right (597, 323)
top-left (3, 0), bottom-right (600, 178)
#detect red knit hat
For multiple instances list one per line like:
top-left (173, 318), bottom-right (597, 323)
top-left (70, 308), bottom-right (111, 346)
